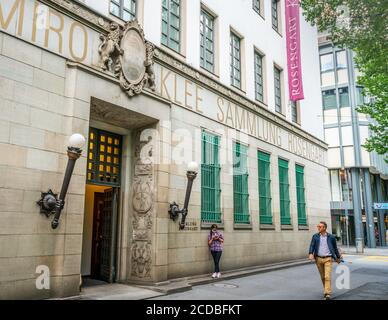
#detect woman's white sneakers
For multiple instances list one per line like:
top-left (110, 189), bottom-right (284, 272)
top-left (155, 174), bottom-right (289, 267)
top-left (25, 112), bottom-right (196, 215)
top-left (216, 272), bottom-right (221, 278)
top-left (212, 272), bottom-right (217, 278)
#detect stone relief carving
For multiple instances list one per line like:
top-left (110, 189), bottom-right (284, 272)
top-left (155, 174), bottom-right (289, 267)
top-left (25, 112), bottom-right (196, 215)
top-left (133, 214), bottom-right (152, 237)
top-left (131, 242), bottom-right (152, 278)
top-left (130, 131), bottom-right (155, 279)
top-left (98, 23), bottom-right (123, 76)
top-left (132, 179), bottom-right (153, 214)
top-left (98, 20), bottom-right (156, 97)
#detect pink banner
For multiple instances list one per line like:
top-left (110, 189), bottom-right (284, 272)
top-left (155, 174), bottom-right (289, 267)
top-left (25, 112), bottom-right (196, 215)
top-left (285, 0), bottom-right (304, 101)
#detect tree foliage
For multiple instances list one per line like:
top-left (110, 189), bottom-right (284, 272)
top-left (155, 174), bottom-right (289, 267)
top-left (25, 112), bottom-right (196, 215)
top-left (301, 0), bottom-right (388, 161)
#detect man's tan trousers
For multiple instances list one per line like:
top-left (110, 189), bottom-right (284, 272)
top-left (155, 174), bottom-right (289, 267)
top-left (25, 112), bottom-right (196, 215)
top-left (315, 257), bottom-right (332, 295)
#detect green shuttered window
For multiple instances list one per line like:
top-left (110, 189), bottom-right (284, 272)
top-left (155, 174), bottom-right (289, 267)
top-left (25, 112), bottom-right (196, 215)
top-left (258, 151), bottom-right (272, 224)
top-left (278, 158), bottom-right (291, 225)
top-left (296, 165), bottom-right (307, 225)
top-left (162, 0), bottom-right (181, 52)
top-left (201, 131), bottom-right (221, 223)
top-left (233, 143), bottom-right (250, 224)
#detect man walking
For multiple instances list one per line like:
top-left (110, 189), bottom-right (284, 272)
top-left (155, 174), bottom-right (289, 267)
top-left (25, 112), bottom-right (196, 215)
top-left (308, 221), bottom-right (342, 300)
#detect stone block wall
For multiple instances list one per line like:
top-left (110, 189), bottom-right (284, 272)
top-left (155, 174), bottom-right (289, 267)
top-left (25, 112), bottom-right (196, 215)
top-left (0, 34), bottom-right (88, 299)
top-left (166, 104), bottom-right (331, 278)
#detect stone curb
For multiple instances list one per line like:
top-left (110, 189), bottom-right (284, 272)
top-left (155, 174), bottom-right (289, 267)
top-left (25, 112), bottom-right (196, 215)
top-left (139, 259), bottom-right (311, 296)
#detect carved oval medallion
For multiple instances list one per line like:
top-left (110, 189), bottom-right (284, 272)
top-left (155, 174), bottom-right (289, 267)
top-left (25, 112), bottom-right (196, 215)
top-left (120, 27), bottom-right (146, 84)
top-left (133, 181), bottom-right (153, 213)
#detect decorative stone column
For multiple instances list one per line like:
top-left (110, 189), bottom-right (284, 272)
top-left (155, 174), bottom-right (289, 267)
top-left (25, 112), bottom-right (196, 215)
top-left (130, 130), bottom-right (155, 281)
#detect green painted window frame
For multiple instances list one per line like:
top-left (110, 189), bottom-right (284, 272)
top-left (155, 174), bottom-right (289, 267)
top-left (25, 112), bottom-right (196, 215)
top-left (278, 158), bottom-right (291, 225)
top-left (233, 142), bottom-right (250, 224)
top-left (258, 151), bottom-right (272, 225)
top-left (110, 0), bottom-right (136, 21)
top-left (230, 32), bottom-right (241, 89)
top-left (254, 51), bottom-right (264, 103)
top-left (296, 164), bottom-right (307, 226)
top-left (274, 66), bottom-right (282, 113)
top-left (200, 9), bottom-right (215, 73)
top-left (162, 0), bottom-right (181, 53)
top-left (201, 130), bottom-right (222, 224)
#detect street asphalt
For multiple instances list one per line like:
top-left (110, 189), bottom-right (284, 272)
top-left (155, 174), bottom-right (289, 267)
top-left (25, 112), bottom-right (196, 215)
top-left (149, 254), bottom-right (388, 300)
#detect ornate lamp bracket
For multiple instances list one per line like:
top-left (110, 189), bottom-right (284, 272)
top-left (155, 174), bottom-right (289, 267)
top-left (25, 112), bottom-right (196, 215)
top-left (37, 189), bottom-right (58, 218)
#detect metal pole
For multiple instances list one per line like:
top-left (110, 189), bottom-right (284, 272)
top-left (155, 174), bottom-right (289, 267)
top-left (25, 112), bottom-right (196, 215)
top-left (179, 171), bottom-right (197, 229)
top-left (52, 148), bottom-right (81, 229)
top-left (375, 175), bottom-right (387, 246)
top-left (346, 49), bottom-right (364, 252)
top-left (345, 169), bottom-right (350, 250)
top-left (363, 169), bottom-right (376, 248)
top-left (351, 168), bottom-right (364, 253)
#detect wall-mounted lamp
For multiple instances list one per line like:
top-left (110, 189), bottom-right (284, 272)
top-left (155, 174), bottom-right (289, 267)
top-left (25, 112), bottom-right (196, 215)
top-left (37, 133), bottom-right (86, 229)
top-left (169, 161), bottom-right (199, 230)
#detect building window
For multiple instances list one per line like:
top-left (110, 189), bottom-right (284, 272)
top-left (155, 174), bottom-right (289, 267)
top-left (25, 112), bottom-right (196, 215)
top-left (291, 101), bottom-right (298, 123)
top-left (272, 0), bottom-right (279, 32)
top-left (356, 86), bottom-right (365, 106)
top-left (336, 50), bottom-right (347, 69)
top-left (230, 32), bottom-right (241, 89)
top-left (162, 0), bottom-right (181, 52)
top-left (319, 46), bottom-right (336, 87)
top-left (254, 51), bottom-right (264, 103)
top-left (258, 151), bottom-right (272, 225)
top-left (330, 170), bottom-right (341, 201)
top-left (278, 158), bottom-right (291, 225)
top-left (110, 0), bottom-right (136, 21)
top-left (87, 128), bottom-right (122, 186)
top-left (200, 9), bottom-right (215, 73)
top-left (274, 66), bottom-right (282, 113)
top-left (253, 0), bottom-right (263, 17)
top-left (322, 89), bottom-right (337, 110)
top-left (295, 165), bottom-right (307, 226)
top-left (233, 142), bottom-right (250, 224)
top-left (339, 87), bottom-right (349, 107)
top-left (201, 130), bottom-right (221, 224)
top-left (320, 52), bottom-right (334, 73)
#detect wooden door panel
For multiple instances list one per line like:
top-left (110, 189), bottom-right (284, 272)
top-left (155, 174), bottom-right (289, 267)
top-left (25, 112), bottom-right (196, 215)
top-left (100, 188), bottom-right (119, 283)
top-left (91, 193), bottom-right (104, 279)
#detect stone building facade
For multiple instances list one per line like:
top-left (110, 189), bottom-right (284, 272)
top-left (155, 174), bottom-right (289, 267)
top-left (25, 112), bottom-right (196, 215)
top-left (0, 0), bottom-right (330, 299)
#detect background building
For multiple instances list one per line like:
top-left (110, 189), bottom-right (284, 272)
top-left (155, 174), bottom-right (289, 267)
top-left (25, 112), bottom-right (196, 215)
top-left (318, 33), bottom-right (388, 250)
top-left (0, 0), bottom-right (329, 299)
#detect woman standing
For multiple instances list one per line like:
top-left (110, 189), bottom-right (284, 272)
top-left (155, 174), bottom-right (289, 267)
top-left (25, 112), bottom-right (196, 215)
top-left (208, 224), bottom-right (224, 278)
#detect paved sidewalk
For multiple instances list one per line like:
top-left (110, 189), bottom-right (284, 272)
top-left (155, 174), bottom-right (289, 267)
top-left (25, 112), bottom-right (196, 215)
top-left (58, 283), bottom-right (165, 300)
top-left (339, 245), bottom-right (388, 256)
top-left (56, 258), bottom-right (310, 300)
top-left (137, 258), bottom-right (310, 295)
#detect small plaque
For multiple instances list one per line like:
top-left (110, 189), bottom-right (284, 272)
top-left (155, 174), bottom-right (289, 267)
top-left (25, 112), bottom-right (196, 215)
top-left (181, 218), bottom-right (199, 231)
